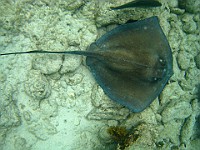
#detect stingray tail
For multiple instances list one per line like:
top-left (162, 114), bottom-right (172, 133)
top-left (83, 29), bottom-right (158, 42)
top-left (0, 50), bottom-right (98, 57)
top-left (111, 0), bottom-right (162, 10)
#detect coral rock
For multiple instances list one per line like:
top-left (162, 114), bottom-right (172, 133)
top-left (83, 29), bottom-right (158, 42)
top-left (24, 70), bottom-right (51, 100)
top-left (162, 101), bottom-right (192, 123)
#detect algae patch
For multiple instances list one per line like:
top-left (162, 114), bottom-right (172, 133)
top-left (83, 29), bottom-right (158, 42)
top-left (107, 126), bottom-right (139, 150)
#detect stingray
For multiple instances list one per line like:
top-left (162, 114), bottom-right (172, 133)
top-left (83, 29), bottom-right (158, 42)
top-left (111, 0), bottom-right (162, 10)
top-left (0, 16), bottom-right (173, 112)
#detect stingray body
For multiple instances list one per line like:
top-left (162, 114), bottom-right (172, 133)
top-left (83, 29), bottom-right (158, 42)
top-left (86, 16), bottom-right (173, 112)
top-left (0, 16), bottom-right (173, 112)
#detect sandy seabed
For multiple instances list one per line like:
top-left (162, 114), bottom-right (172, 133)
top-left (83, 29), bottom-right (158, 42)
top-left (0, 0), bottom-right (199, 150)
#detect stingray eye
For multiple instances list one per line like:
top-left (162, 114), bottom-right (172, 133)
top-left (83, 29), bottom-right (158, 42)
top-left (159, 58), bottom-right (166, 66)
top-left (153, 77), bottom-right (158, 81)
top-left (148, 76), bottom-right (161, 82)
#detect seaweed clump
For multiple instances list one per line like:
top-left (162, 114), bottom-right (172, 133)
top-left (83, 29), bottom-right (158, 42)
top-left (107, 126), bottom-right (139, 150)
